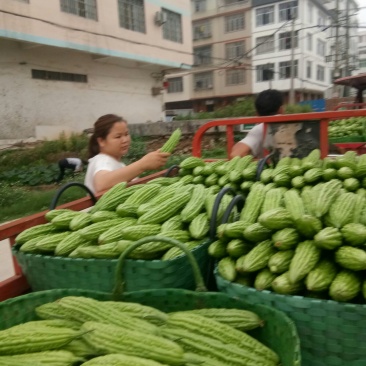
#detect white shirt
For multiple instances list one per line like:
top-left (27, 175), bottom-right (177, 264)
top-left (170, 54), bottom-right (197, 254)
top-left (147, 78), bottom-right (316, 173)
top-left (84, 154), bottom-right (125, 194)
top-left (66, 158), bottom-right (83, 171)
top-left (240, 123), bottom-right (264, 158)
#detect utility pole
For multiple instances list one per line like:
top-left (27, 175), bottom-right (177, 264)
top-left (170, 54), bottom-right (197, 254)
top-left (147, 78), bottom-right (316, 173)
top-left (333, 0), bottom-right (341, 97)
top-left (344, 0), bottom-right (351, 97)
top-left (289, 10), bottom-right (296, 105)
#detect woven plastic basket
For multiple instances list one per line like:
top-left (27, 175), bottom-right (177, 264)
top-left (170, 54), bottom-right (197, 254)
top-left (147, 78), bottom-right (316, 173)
top-left (215, 269), bottom-right (366, 366)
top-left (12, 239), bottom-right (210, 293)
top-left (1, 237), bottom-right (301, 366)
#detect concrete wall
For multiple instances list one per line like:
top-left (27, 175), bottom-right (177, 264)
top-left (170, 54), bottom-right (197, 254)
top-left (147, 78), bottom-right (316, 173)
top-left (0, 39), bottom-right (166, 139)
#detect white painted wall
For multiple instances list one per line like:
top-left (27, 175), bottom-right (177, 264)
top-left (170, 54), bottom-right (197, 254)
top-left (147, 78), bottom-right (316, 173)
top-left (0, 38), bottom-right (165, 139)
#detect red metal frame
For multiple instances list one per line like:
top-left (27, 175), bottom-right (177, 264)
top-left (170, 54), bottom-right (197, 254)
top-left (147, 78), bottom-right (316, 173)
top-left (192, 110), bottom-right (366, 158)
top-left (0, 169), bottom-right (169, 302)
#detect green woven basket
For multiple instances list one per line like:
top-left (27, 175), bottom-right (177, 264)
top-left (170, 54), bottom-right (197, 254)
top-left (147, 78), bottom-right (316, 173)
top-left (12, 239), bottom-right (210, 293)
top-left (215, 269), bottom-right (366, 366)
top-left (1, 237), bottom-right (301, 366)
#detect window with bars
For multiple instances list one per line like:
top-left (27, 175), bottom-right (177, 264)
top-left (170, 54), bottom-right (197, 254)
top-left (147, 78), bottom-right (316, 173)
top-left (279, 1), bottom-right (298, 22)
top-left (193, 21), bottom-right (211, 40)
top-left (307, 61), bottom-right (312, 79)
top-left (32, 69), bottom-right (88, 83)
top-left (256, 63), bottom-right (274, 82)
top-left (317, 39), bottom-right (326, 57)
top-left (226, 69), bottom-right (245, 85)
top-left (256, 35), bottom-right (274, 55)
top-left (279, 60), bottom-right (298, 79)
top-left (194, 0), bottom-right (206, 12)
top-left (118, 0), bottom-right (145, 33)
top-left (167, 77), bottom-right (183, 93)
top-left (194, 72), bottom-right (213, 90)
top-left (162, 8), bottom-right (182, 43)
top-left (279, 31), bottom-right (298, 50)
top-left (194, 46), bottom-right (212, 66)
top-left (60, 0), bottom-right (98, 20)
top-left (317, 65), bottom-right (325, 81)
top-left (225, 41), bottom-right (245, 60)
top-left (13, 0), bottom-right (29, 3)
top-left (225, 13), bottom-right (245, 33)
top-left (360, 59), bottom-right (366, 68)
top-left (256, 6), bottom-right (274, 27)
top-left (224, 0), bottom-right (247, 5)
top-left (307, 33), bottom-right (313, 51)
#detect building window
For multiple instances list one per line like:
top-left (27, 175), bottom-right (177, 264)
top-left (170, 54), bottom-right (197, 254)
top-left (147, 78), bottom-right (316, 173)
top-left (256, 35), bottom-right (274, 54)
top-left (194, 46), bottom-right (212, 66)
top-left (226, 41), bottom-right (245, 60)
top-left (308, 3), bottom-right (313, 23)
top-left (162, 9), bottom-right (182, 43)
top-left (13, 0), bottom-right (29, 2)
top-left (167, 77), bottom-right (183, 93)
top-left (306, 61), bottom-right (312, 78)
top-left (194, 72), bottom-right (213, 90)
top-left (32, 69), bottom-right (88, 83)
top-left (225, 13), bottom-right (245, 33)
top-left (318, 11), bottom-right (326, 27)
top-left (279, 31), bottom-right (298, 50)
top-left (226, 69), bottom-right (245, 85)
top-left (193, 0), bottom-right (206, 12)
top-left (317, 65), bottom-right (325, 81)
top-left (360, 59), bottom-right (366, 68)
top-left (256, 6), bottom-right (274, 26)
top-left (60, 0), bottom-right (98, 20)
top-left (256, 63), bottom-right (275, 82)
top-left (193, 20), bottom-right (211, 40)
top-left (279, 1), bottom-right (298, 22)
top-left (307, 33), bottom-right (313, 51)
top-left (279, 60), bottom-right (298, 79)
top-left (317, 40), bottom-right (326, 57)
top-left (225, 0), bottom-right (248, 5)
top-left (118, 0), bottom-right (145, 33)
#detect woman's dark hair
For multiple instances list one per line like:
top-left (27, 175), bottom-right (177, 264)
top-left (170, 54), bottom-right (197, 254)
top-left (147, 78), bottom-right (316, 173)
top-left (88, 114), bottom-right (126, 158)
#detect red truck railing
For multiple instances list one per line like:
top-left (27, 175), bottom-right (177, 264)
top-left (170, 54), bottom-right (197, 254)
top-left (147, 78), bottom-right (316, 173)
top-left (192, 110), bottom-right (366, 158)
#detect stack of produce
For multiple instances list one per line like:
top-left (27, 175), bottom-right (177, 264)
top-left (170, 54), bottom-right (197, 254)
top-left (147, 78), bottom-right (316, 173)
top-left (0, 296), bottom-right (281, 366)
top-left (213, 149), bottom-right (366, 303)
top-left (328, 116), bottom-right (366, 141)
top-left (178, 155), bottom-right (258, 194)
top-left (15, 178), bottom-right (234, 260)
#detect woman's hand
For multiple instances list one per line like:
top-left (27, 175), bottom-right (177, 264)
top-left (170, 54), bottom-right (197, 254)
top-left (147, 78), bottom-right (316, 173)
top-left (140, 150), bottom-right (170, 170)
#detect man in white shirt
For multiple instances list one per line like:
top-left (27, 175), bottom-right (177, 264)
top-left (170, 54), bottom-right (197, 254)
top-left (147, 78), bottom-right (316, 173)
top-left (230, 89), bottom-right (284, 158)
top-left (57, 157), bottom-right (86, 182)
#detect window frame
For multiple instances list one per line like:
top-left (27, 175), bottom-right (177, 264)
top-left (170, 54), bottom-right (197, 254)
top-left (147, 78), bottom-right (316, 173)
top-left (256, 35), bottom-right (275, 55)
top-left (279, 31), bottom-right (298, 50)
top-left (167, 77), bottom-right (183, 93)
top-left (162, 8), bottom-right (183, 43)
top-left (193, 20), bottom-right (212, 40)
top-left (60, 0), bottom-right (98, 21)
top-left (194, 0), bottom-right (206, 12)
top-left (32, 69), bottom-right (88, 83)
top-left (226, 68), bottom-right (245, 86)
top-left (118, 0), bottom-right (146, 33)
top-left (194, 72), bottom-right (214, 90)
top-left (194, 45), bottom-right (213, 66)
top-left (317, 65), bottom-right (325, 81)
top-left (279, 0), bottom-right (298, 22)
top-left (256, 5), bottom-right (274, 27)
top-left (225, 12), bottom-right (245, 33)
top-left (279, 60), bottom-right (298, 79)
top-left (225, 41), bottom-right (245, 60)
top-left (256, 63), bottom-right (275, 82)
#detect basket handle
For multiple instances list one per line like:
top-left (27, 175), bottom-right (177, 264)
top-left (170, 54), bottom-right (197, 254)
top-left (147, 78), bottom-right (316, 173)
top-left (209, 187), bottom-right (235, 241)
top-left (112, 236), bottom-right (207, 299)
top-left (221, 194), bottom-right (245, 224)
top-left (164, 165), bottom-right (180, 177)
top-left (49, 182), bottom-right (97, 210)
top-left (256, 152), bottom-right (274, 181)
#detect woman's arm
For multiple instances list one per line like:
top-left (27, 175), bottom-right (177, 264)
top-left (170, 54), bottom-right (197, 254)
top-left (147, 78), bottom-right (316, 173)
top-left (93, 150), bottom-right (170, 193)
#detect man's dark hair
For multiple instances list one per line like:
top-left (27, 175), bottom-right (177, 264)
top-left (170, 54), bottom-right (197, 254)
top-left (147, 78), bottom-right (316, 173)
top-left (255, 89), bottom-right (283, 116)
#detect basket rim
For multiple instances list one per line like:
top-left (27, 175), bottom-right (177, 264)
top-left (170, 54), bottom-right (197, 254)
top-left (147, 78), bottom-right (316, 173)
top-left (12, 240), bottom-right (210, 265)
top-left (214, 268), bottom-right (366, 310)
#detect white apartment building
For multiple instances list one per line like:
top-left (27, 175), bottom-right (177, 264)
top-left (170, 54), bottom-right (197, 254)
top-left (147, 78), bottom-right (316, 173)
top-left (165, 0), bottom-right (253, 114)
top-left (251, 0), bottom-right (331, 103)
top-left (359, 31), bottom-right (366, 74)
top-left (0, 0), bottom-right (192, 141)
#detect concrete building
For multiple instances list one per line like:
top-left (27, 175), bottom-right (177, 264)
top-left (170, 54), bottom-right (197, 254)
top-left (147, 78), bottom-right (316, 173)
top-left (251, 0), bottom-right (331, 103)
top-left (165, 0), bottom-right (253, 114)
top-left (0, 0), bottom-right (192, 141)
top-left (358, 31), bottom-right (366, 74)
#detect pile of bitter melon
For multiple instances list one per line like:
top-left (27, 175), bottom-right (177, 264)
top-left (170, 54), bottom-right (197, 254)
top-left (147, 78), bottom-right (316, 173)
top-left (212, 149), bottom-right (366, 304)
top-left (0, 296), bottom-right (280, 366)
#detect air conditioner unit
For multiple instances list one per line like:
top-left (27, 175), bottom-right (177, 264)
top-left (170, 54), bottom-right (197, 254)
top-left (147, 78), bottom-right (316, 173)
top-left (155, 11), bottom-right (167, 26)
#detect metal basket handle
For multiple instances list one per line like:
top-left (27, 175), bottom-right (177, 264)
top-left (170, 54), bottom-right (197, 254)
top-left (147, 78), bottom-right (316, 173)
top-left (164, 165), bottom-right (180, 177)
top-left (113, 236), bottom-right (207, 299)
top-left (221, 194), bottom-right (245, 224)
top-left (49, 182), bottom-right (97, 210)
top-left (256, 152), bottom-right (274, 181)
